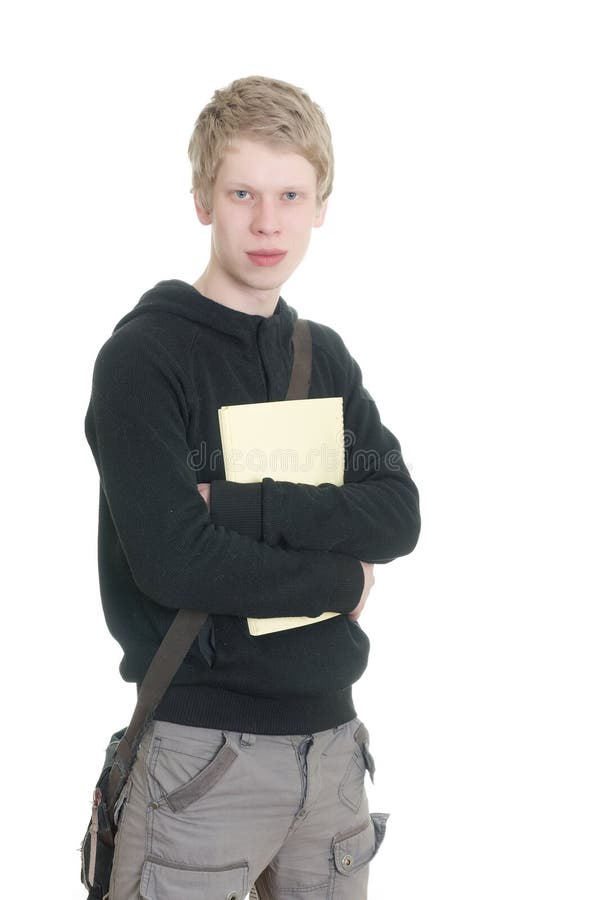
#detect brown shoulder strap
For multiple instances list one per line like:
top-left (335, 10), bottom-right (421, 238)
top-left (286, 318), bottom-right (312, 400)
top-left (106, 317), bottom-right (312, 810)
top-left (107, 609), bottom-right (208, 808)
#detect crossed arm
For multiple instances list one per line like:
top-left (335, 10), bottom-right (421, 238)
top-left (194, 340), bottom-right (420, 625)
top-left (197, 481), bottom-right (376, 622)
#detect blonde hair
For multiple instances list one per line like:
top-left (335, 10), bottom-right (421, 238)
top-left (188, 75), bottom-right (334, 215)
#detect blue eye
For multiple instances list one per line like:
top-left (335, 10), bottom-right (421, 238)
top-left (232, 190), bottom-right (299, 201)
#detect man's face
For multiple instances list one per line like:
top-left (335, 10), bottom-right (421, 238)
top-left (194, 137), bottom-right (327, 302)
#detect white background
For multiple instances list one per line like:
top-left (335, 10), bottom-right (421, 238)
top-left (2, 1), bottom-right (596, 898)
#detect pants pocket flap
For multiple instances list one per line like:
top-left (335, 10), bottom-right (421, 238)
top-left (163, 736), bottom-right (238, 813)
top-left (140, 856), bottom-right (249, 900)
top-left (332, 811), bottom-right (390, 876)
top-left (371, 811), bottom-right (390, 854)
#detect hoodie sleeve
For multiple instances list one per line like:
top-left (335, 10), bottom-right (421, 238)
top-left (211, 330), bottom-right (421, 563)
top-left (84, 327), bottom-right (364, 617)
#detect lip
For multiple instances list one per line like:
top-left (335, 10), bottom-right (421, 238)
top-left (246, 250), bottom-right (287, 267)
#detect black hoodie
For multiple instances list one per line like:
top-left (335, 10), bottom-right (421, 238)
top-left (84, 280), bottom-right (420, 734)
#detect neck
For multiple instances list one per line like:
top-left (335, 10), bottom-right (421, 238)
top-left (193, 270), bottom-right (280, 318)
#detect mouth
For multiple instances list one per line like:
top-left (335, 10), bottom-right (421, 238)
top-left (246, 250), bottom-right (287, 267)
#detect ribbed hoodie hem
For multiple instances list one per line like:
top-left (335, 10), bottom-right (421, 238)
top-left (152, 684), bottom-right (357, 735)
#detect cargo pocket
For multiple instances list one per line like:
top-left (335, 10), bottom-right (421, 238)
top-left (140, 855), bottom-right (249, 900)
top-left (338, 721), bottom-right (376, 813)
top-left (147, 730), bottom-right (239, 813)
top-left (332, 812), bottom-right (390, 885)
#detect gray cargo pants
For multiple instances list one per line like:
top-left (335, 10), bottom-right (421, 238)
top-left (108, 715), bottom-right (389, 899)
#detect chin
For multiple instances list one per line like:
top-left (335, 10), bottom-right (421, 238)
top-left (240, 268), bottom-right (288, 289)
top-left (251, 280), bottom-right (286, 293)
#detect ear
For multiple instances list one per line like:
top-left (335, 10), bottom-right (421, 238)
top-left (193, 190), bottom-right (212, 225)
top-left (313, 197), bottom-right (328, 228)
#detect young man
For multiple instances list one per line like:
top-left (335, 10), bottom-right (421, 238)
top-left (85, 75), bottom-right (420, 900)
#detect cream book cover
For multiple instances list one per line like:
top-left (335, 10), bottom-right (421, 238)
top-left (217, 397), bottom-right (345, 637)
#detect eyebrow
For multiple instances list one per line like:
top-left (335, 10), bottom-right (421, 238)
top-left (224, 182), bottom-right (311, 192)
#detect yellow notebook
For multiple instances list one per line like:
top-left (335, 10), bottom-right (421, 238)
top-left (217, 397), bottom-right (345, 636)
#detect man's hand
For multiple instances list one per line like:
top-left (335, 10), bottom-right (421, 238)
top-left (348, 561), bottom-right (375, 622)
top-left (197, 482), bottom-right (211, 513)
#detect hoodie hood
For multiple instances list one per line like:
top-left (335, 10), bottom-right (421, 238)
top-left (113, 279), bottom-right (299, 349)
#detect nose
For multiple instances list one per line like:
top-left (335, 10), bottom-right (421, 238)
top-left (251, 197), bottom-right (281, 236)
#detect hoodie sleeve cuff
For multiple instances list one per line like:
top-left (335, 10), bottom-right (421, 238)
top-left (329, 554), bottom-right (365, 614)
top-left (210, 480), bottom-right (263, 540)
